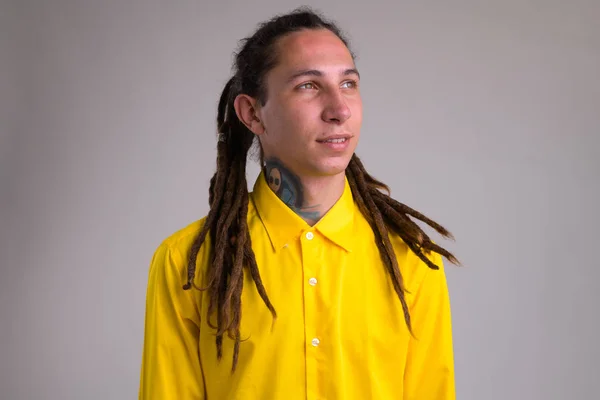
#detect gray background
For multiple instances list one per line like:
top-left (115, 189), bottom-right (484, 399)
top-left (1, 0), bottom-right (599, 399)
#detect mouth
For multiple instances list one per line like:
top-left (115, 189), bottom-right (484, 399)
top-left (318, 137), bottom-right (349, 144)
top-left (316, 135), bottom-right (352, 144)
top-left (316, 134), bottom-right (352, 151)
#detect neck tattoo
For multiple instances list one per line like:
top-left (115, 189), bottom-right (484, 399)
top-left (264, 158), bottom-right (321, 224)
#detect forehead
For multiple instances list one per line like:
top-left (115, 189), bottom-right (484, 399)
top-left (273, 29), bottom-right (354, 72)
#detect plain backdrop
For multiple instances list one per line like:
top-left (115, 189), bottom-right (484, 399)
top-left (1, 0), bottom-right (599, 399)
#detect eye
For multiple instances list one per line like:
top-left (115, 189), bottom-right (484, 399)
top-left (341, 80), bottom-right (358, 89)
top-left (298, 82), bottom-right (317, 90)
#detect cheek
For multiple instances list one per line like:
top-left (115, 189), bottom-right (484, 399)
top-left (289, 108), bottom-right (315, 134)
top-left (274, 102), bottom-right (317, 141)
top-left (291, 100), bottom-right (325, 131)
top-left (261, 106), bottom-right (288, 145)
top-left (350, 97), bottom-right (363, 122)
top-left (266, 101), bottom-right (298, 130)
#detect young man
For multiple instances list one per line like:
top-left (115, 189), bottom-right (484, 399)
top-left (139, 7), bottom-right (458, 400)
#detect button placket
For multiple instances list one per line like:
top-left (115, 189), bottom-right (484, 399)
top-left (301, 229), bottom-right (320, 398)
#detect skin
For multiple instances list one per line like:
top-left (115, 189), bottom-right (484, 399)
top-left (234, 28), bottom-right (363, 225)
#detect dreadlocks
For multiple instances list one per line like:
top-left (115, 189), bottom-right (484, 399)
top-left (182, 7), bottom-right (459, 372)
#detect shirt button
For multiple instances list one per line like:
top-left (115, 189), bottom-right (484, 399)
top-left (311, 338), bottom-right (320, 347)
top-left (305, 232), bottom-right (314, 240)
top-left (309, 277), bottom-right (317, 286)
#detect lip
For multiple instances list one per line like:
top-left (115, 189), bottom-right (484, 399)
top-left (316, 134), bottom-right (353, 142)
top-left (316, 134), bottom-right (352, 152)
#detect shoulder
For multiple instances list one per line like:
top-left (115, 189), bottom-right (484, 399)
top-left (148, 217), bottom-right (211, 286)
top-left (351, 203), bottom-right (445, 294)
top-left (160, 217), bottom-right (209, 253)
top-left (151, 197), bottom-right (263, 270)
top-left (388, 232), bottom-right (446, 296)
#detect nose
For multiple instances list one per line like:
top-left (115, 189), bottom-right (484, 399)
top-left (321, 91), bottom-right (351, 124)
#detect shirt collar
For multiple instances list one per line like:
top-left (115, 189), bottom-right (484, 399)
top-left (250, 171), bottom-right (356, 253)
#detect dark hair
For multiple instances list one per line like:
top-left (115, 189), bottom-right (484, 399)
top-left (183, 6), bottom-right (458, 372)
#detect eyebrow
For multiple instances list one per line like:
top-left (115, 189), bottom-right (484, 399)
top-left (286, 68), bottom-right (361, 83)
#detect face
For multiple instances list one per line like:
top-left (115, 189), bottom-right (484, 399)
top-left (255, 29), bottom-right (362, 178)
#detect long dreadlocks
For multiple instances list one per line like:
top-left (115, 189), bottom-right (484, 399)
top-left (182, 7), bottom-right (459, 372)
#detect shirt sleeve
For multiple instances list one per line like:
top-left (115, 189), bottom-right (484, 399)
top-left (139, 242), bottom-right (205, 399)
top-left (403, 251), bottom-right (456, 400)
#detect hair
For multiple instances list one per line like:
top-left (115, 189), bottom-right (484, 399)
top-left (183, 6), bottom-right (459, 372)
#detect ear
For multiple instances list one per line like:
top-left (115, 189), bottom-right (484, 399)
top-left (233, 94), bottom-right (265, 135)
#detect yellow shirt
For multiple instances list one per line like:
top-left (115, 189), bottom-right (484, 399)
top-left (139, 173), bottom-right (455, 399)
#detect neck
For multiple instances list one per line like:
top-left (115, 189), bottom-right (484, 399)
top-left (264, 158), bottom-right (346, 226)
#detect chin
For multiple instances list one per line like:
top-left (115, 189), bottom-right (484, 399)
top-left (314, 158), bottom-right (352, 176)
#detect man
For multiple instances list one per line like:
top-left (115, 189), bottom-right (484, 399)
top-left (139, 7), bottom-right (458, 400)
